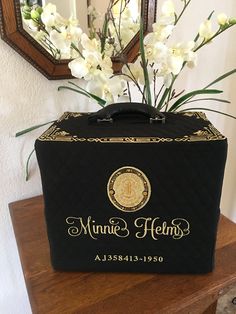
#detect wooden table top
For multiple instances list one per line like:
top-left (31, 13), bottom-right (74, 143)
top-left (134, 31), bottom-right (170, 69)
top-left (9, 196), bottom-right (236, 314)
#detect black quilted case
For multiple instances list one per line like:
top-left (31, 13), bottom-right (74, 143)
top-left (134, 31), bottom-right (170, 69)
top-left (35, 103), bottom-right (227, 273)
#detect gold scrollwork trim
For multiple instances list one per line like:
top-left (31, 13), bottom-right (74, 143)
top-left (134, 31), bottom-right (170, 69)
top-left (38, 112), bottom-right (226, 143)
top-left (57, 112), bottom-right (83, 122)
top-left (182, 112), bottom-right (208, 121)
top-left (189, 125), bottom-right (225, 142)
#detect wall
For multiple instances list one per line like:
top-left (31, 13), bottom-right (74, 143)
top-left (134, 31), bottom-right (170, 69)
top-left (0, 0), bottom-right (236, 313)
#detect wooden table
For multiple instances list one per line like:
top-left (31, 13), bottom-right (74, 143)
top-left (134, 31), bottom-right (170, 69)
top-left (9, 196), bottom-right (236, 314)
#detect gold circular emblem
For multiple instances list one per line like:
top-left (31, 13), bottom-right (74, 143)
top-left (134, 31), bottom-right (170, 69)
top-left (107, 166), bottom-right (151, 212)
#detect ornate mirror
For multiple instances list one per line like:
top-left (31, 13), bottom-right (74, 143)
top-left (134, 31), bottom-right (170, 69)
top-left (0, 0), bottom-right (157, 79)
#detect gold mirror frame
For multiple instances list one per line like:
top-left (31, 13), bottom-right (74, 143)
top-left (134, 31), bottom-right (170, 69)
top-left (0, 0), bottom-right (157, 80)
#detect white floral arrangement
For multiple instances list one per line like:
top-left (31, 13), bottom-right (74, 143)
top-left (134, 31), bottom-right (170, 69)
top-left (21, 0), bottom-right (236, 114)
top-left (19, 0), bottom-right (236, 179)
top-left (21, 0), bottom-right (140, 59)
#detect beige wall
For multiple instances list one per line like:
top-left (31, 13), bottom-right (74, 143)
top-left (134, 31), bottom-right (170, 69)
top-left (0, 0), bottom-right (236, 313)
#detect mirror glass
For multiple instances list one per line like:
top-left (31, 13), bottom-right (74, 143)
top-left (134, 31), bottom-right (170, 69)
top-left (20, 0), bottom-right (141, 60)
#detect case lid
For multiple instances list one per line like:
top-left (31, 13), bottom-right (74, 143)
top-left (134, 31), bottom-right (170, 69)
top-left (38, 111), bottom-right (226, 144)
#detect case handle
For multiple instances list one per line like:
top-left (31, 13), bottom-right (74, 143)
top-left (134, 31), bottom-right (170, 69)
top-left (88, 103), bottom-right (166, 124)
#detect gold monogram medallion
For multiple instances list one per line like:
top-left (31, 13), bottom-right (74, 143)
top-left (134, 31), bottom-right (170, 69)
top-left (107, 166), bottom-right (151, 212)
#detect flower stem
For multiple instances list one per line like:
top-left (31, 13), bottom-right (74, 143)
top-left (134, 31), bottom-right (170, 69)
top-left (140, 21), bottom-right (152, 106)
top-left (127, 81), bottom-right (132, 102)
top-left (194, 23), bottom-right (236, 52)
top-left (70, 43), bottom-right (84, 59)
top-left (155, 84), bottom-right (164, 108)
top-left (174, 0), bottom-right (191, 26)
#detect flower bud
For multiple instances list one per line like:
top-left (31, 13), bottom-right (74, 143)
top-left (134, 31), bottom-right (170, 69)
top-left (162, 0), bottom-right (175, 17)
top-left (36, 7), bottom-right (43, 15)
top-left (22, 5), bottom-right (31, 19)
top-left (199, 20), bottom-right (214, 41)
top-left (22, 11), bottom-right (31, 20)
top-left (217, 13), bottom-right (228, 26)
top-left (31, 9), bottom-right (40, 20)
top-left (23, 5), bottom-right (31, 13)
top-left (229, 18), bottom-right (236, 25)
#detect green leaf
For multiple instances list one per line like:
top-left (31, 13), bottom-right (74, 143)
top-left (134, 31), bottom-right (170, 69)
top-left (16, 120), bottom-right (55, 137)
top-left (59, 83), bottom-right (106, 107)
top-left (169, 89), bottom-right (223, 112)
top-left (86, 93), bottom-right (106, 107)
top-left (68, 81), bottom-right (103, 102)
top-left (58, 86), bottom-right (90, 98)
top-left (157, 87), bottom-right (171, 110)
top-left (101, 13), bottom-right (109, 53)
top-left (179, 107), bottom-right (236, 119)
top-left (67, 81), bottom-right (81, 88)
top-left (26, 149), bottom-right (35, 181)
top-left (140, 21), bottom-right (152, 106)
top-left (208, 10), bottom-right (215, 20)
top-left (184, 98), bottom-right (230, 104)
top-left (204, 69), bottom-right (236, 89)
top-left (70, 43), bottom-right (84, 58)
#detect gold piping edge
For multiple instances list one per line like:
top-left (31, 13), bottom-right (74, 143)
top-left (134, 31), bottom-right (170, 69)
top-left (38, 112), bottom-right (226, 143)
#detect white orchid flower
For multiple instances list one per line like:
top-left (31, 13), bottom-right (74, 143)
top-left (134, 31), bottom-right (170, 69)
top-left (171, 41), bottom-right (196, 61)
top-left (68, 52), bottom-right (101, 80)
top-left (68, 58), bottom-right (89, 79)
top-left (120, 28), bottom-right (136, 47)
top-left (41, 3), bottom-right (57, 27)
top-left (24, 19), bottom-right (38, 32)
top-left (87, 76), bottom-right (126, 103)
top-left (144, 32), bottom-right (156, 45)
top-left (199, 20), bottom-right (214, 41)
top-left (160, 25), bottom-right (175, 40)
top-left (154, 40), bottom-right (196, 80)
top-left (106, 77), bottom-right (126, 99)
top-left (161, 0), bottom-right (175, 17)
top-left (86, 79), bottom-right (104, 99)
top-left (217, 13), bottom-right (228, 26)
top-left (34, 30), bottom-right (46, 41)
top-left (187, 51), bottom-right (198, 68)
top-left (103, 42), bottom-right (114, 58)
top-left (81, 33), bottom-right (101, 52)
top-left (155, 41), bottom-right (169, 59)
top-left (87, 5), bottom-right (99, 18)
top-left (158, 15), bottom-right (175, 26)
top-left (163, 73), bottom-right (173, 88)
top-left (50, 29), bottom-right (71, 53)
top-left (145, 44), bottom-right (158, 62)
top-left (117, 95), bottom-right (130, 103)
top-left (123, 63), bottom-right (143, 83)
top-left (49, 25), bottom-right (82, 55)
top-left (100, 56), bottom-right (113, 78)
top-left (167, 55), bottom-right (184, 75)
top-left (165, 41), bottom-right (197, 75)
top-left (83, 49), bottom-right (102, 61)
top-left (122, 62), bottom-right (154, 85)
top-left (160, 44), bottom-right (193, 85)
top-left (179, 42), bottom-right (197, 67)
top-left (144, 33), bottom-right (169, 62)
top-left (118, 6), bottom-right (132, 20)
top-left (66, 25), bottom-right (83, 44)
top-left (152, 24), bottom-right (175, 41)
top-left (67, 17), bottom-right (80, 27)
top-left (144, 40), bottom-right (168, 63)
top-left (155, 64), bottom-right (173, 88)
